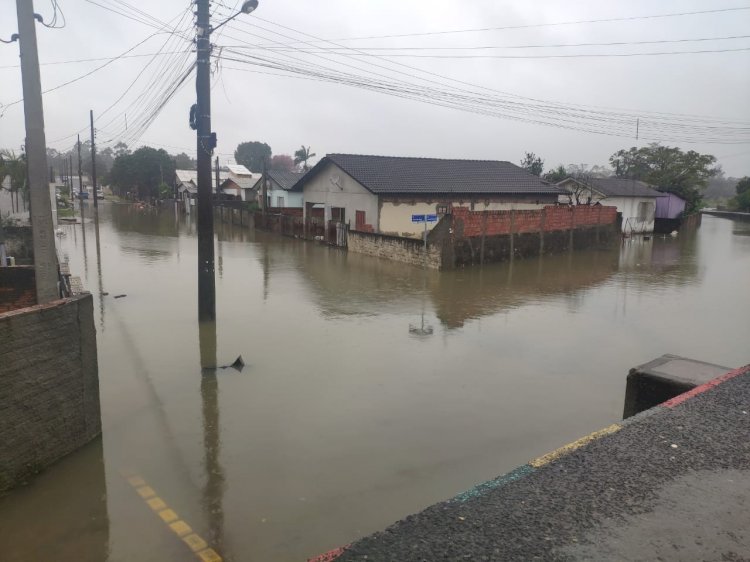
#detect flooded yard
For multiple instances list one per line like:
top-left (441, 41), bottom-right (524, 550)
top-left (1, 204), bottom-right (748, 561)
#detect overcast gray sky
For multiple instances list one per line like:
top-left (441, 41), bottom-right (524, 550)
top-left (1, 0), bottom-right (749, 176)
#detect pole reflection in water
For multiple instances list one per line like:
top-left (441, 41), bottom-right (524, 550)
top-left (409, 266), bottom-right (433, 336)
top-left (198, 320), bottom-right (225, 557)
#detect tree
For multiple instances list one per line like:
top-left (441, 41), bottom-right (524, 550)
top-left (544, 164), bottom-right (568, 183)
top-left (173, 152), bottom-right (195, 170)
top-left (0, 149), bottom-right (28, 212)
top-left (108, 146), bottom-right (176, 200)
top-left (609, 143), bottom-right (718, 213)
top-left (113, 142), bottom-right (130, 158)
top-left (270, 154), bottom-right (295, 172)
top-left (520, 152), bottom-right (544, 177)
top-left (235, 141), bottom-right (271, 173)
top-left (294, 145), bottom-right (316, 171)
top-left (730, 176), bottom-right (750, 211)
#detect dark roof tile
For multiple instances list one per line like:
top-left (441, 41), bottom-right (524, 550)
top-left (295, 154), bottom-right (563, 195)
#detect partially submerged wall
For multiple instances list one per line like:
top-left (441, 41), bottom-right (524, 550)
top-left (348, 230), bottom-right (442, 269)
top-left (0, 294), bottom-right (101, 493)
top-left (450, 205), bottom-right (618, 267)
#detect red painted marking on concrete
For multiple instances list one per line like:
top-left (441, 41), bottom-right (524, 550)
top-left (664, 365), bottom-right (750, 408)
top-left (307, 545), bottom-right (348, 562)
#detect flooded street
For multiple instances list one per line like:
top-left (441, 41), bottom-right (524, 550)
top-left (1, 204), bottom-right (749, 561)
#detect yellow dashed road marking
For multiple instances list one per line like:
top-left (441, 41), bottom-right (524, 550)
top-left (147, 497), bottom-right (167, 511)
top-left (184, 533), bottom-right (208, 552)
top-left (170, 520), bottom-right (193, 537)
top-left (136, 485), bottom-right (156, 499)
top-left (124, 473), bottom-right (222, 562)
top-left (530, 424), bottom-right (621, 468)
top-left (197, 548), bottom-right (223, 562)
top-left (158, 508), bottom-right (179, 523)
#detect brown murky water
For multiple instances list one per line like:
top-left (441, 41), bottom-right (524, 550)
top-left (1, 204), bottom-right (748, 561)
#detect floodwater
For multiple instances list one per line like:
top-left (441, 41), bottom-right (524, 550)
top-left (1, 204), bottom-right (748, 561)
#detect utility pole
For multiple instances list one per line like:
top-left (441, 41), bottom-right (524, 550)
top-left (261, 159), bottom-right (268, 214)
top-left (90, 110), bottom-right (98, 210)
top-left (215, 156), bottom-right (220, 195)
top-left (77, 135), bottom-right (83, 207)
top-left (16, 0), bottom-right (58, 303)
top-left (195, 0), bottom-right (216, 322)
top-left (68, 154), bottom-right (74, 201)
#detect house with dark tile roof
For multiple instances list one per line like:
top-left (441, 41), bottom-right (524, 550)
top-left (557, 177), bottom-right (663, 234)
top-left (252, 170), bottom-right (305, 208)
top-left (294, 154), bottom-right (563, 237)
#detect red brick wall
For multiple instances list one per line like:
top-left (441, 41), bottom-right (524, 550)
top-left (0, 266), bottom-right (37, 313)
top-left (453, 205), bottom-right (617, 237)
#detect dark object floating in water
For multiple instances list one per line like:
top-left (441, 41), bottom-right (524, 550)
top-left (221, 355), bottom-right (245, 372)
top-left (102, 292), bottom-right (109, 296)
top-left (204, 355), bottom-right (245, 373)
top-left (114, 294), bottom-right (127, 299)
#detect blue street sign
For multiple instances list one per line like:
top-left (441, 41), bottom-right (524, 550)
top-left (426, 214), bottom-right (438, 222)
top-left (412, 214), bottom-right (426, 223)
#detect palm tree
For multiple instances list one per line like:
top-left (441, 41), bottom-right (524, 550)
top-left (293, 145), bottom-right (316, 172)
top-left (0, 149), bottom-right (27, 213)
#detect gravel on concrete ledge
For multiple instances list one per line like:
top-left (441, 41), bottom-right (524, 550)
top-left (317, 365), bottom-right (750, 562)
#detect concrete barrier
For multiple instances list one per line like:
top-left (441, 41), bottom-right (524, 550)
top-left (0, 294), bottom-right (101, 493)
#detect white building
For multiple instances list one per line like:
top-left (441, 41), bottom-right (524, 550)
top-left (557, 177), bottom-right (662, 234)
top-left (220, 164), bottom-right (257, 201)
top-left (252, 170), bottom-right (304, 208)
top-left (296, 154), bottom-right (562, 236)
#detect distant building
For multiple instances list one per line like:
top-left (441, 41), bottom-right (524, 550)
top-left (220, 164), bottom-right (256, 201)
top-left (557, 177), bottom-right (662, 234)
top-left (252, 170), bottom-right (304, 208)
top-left (294, 154), bottom-right (562, 236)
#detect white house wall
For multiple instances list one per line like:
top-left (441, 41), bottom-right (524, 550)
top-left (267, 186), bottom-right (303, 208)
top-left (608, 196), bottom-right (656, 233)
top-left (302, 162), bottom-right (379, 226)
top-left (379, 199), bottom-right (551, 237)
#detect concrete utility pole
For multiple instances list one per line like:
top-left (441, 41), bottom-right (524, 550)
top-left (90, 110), bottom-right (98, 210)
top-left (16, 0), bottom-right (58, 303)
top-left (196, 0), bottom-right (216, 322)
top-left (77, 135), bottom-right (83, 209)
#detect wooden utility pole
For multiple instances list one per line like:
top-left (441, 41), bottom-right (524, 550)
top-left (215, 156), bottom-right (220, 194)
top-left (16, 0), bottom-right (58, 303)
top-left (261, 160), bottom-right (268, 214)
top-left (90, 110), bottom-right (98, 209)
top-left (196, 0), bottom-right (216, 322)
top-left (77, 135), bottom-right (83, 207)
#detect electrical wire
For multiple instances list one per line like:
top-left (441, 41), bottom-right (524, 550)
top-left (288, 5), bottom-right (750, 43)
top-left (210, 16), bottom-right (750, 144)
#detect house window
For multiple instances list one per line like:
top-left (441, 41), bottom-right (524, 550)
top-left (277, 196), bottom-right (285, 208)
top-left (638, 201), bottom-right (654, 221)
top-left (436, 204), bottom-right (449, 215)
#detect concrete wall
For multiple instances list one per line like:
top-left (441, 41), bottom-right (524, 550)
top-left (378, 196), bottom-right (554, 238)
top-left (348, 230), bottom-right (442, 269)
top-left (0, 294), bottom-right (101, 493)
top-left (302, 161), bottom-right (379, 226)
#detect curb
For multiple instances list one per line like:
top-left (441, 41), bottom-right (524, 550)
top-left (308, 364), bottom-right (749, 561)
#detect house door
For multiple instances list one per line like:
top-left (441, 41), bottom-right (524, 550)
top-left (355, 210), bottom-right (366, 229)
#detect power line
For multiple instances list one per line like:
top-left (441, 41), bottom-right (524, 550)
top-left (245, 34), bottom-right (750, 52)
top-left (1, 31), bottom-right (173, 112)
top-left (312, 5), bottom-right (750, 42)
top-left (0, 50), bottom-right (190, 70)
top-left (223, 46), bottom-right (750, 59)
